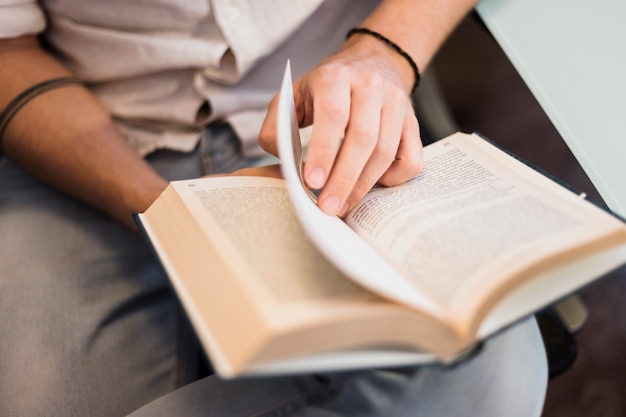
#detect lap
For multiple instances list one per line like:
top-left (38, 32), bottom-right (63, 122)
top-left (0, 129), bottom-right (548, 416)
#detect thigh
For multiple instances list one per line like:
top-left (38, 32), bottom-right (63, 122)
top-left (128, 318), bottom-right (547, 417)
top-left (311, 317), bottom-right (548, 417)
top-left (0, 158), bottom-right (187, 417)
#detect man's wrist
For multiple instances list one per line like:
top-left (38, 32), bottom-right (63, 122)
top-left (346, 28), bottom-right (420, 95)
top-left (340, 30), bottom-right (416, 95)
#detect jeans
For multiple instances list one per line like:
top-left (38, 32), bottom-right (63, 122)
top-left (0, 125), bottom-right (547, 417)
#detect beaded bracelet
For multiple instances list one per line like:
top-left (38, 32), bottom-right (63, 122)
top-left (0, 77), bottom-right (83, 159)
top-left (346, 27), bottom-right (421, 95)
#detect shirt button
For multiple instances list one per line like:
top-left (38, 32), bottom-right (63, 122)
top-left (226, 6), bottom-right (240, 21)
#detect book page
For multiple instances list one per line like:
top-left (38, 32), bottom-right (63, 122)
top-left (276, 62), bottom-right (447, 320)
top-left (142, 178), bottom-right (458, 378)
top-left (345, 133), bottom-right (624, 312)
top-left (172, 177), bottom-right (377, 304)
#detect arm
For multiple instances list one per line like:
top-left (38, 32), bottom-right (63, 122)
top-left (259, 0), bottom-right (478, 216)
top-left (0, 36), bottom-right (168, 230)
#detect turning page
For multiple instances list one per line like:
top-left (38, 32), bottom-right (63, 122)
top-left (276, 62), bottom-right (446, 319)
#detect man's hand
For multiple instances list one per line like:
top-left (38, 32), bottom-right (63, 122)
top-left (259, 34), bottom-right (423, 217)
top-left (258, 0), bottom-right (480, 217)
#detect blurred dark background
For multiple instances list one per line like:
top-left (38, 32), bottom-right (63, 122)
top-left (426, 14), bottom-right (626, 417)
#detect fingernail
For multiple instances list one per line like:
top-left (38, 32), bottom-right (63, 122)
top-left (320, 195), bottom-right (340, 215)
top-left (307, 167), bottom-right (325, 189)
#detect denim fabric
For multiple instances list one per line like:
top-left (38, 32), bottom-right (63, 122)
top-left (127, 318), bottom-right (547, 417)
top-left (0, 125), bottom-right (547, 417)
top-left (200, 122), bottom-right (246, 175)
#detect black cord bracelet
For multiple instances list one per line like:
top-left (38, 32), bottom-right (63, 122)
top-left (346, 27), bottom-right (421, 95)
top-left (0, 77), bottom-right (83, 159)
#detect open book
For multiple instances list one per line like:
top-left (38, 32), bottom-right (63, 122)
top-left (136, 63), bottom-right (626, 379)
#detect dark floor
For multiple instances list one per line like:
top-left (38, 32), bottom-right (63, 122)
top-left (431, 15), bottom-right (626, 417)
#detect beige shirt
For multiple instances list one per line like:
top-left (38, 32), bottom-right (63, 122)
top-left (0, 0), bottom-right (378, 157)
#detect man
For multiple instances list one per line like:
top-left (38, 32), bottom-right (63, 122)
top-left (0, 0), bottom-right (547, 415)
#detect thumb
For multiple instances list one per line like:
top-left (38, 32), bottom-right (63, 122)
top-left (258, 94), bottom-right (280, 156)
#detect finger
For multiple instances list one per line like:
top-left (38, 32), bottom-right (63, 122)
top-left (379, 105), bottom-right (423, 186)
top-left (316, 81), bottom-right (385, 216)
top-left (342, 90), bottom-right (406, 211)
top-left (258, 94), bottom-right (280, 156)
top-left (259, 78), bottom-right (315, 157)
top-left (303, 71), bottom-right (352, 191)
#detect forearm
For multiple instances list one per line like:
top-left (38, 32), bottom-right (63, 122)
top-left (0, 36), bottom-right (167, 230)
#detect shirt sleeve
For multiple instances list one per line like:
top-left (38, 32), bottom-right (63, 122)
top-left (0, 0), bottom-right (46, 39)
